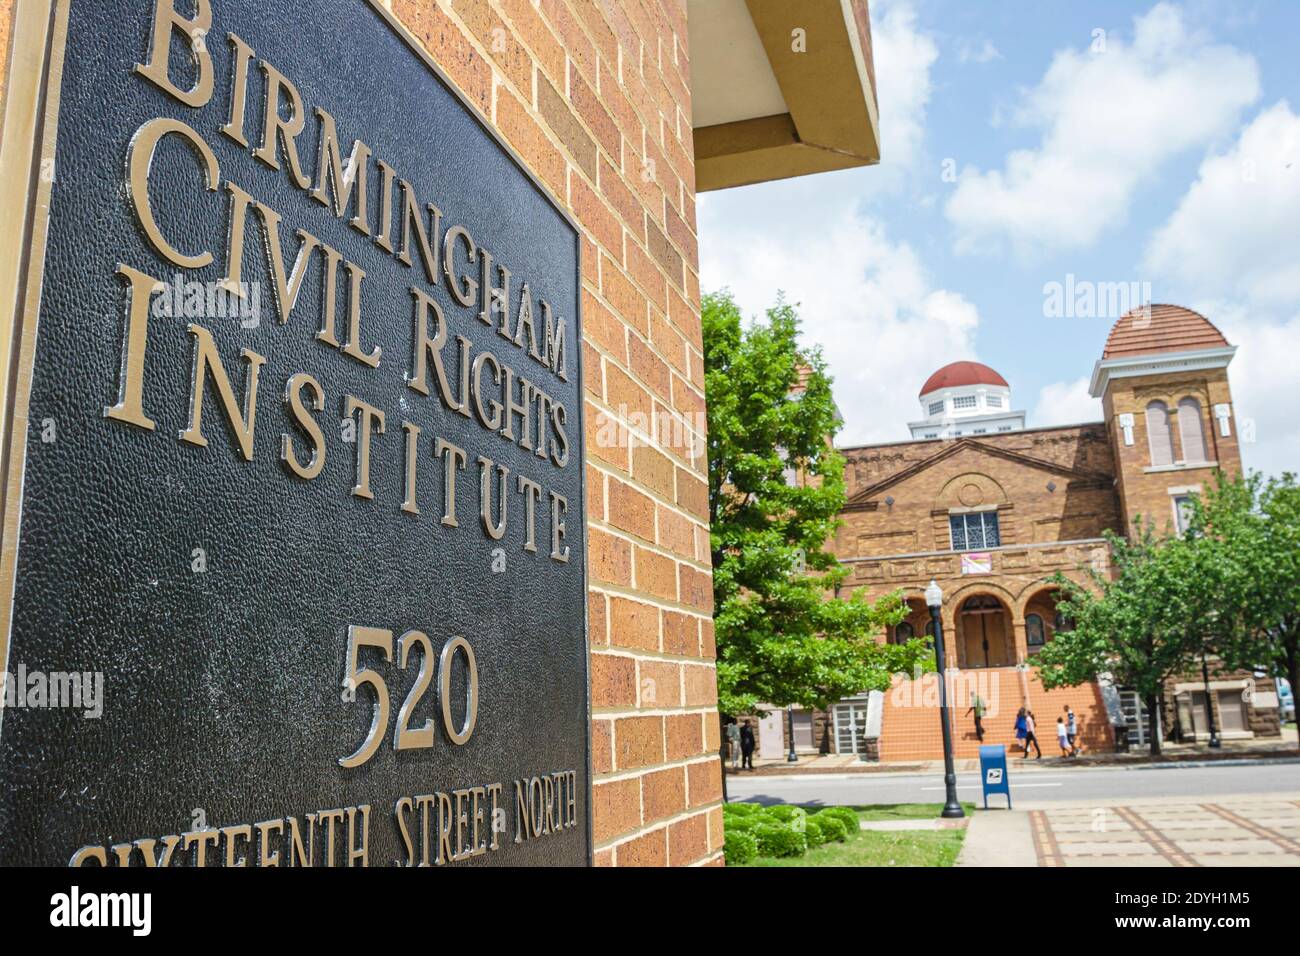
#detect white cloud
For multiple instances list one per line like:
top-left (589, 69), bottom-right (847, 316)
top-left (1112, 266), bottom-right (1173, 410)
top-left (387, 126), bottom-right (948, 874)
top-left (1143, 101), bottom-right (1300, 308)
top-left (1141, 100), bottom-right (1300, 479)
top-left (957, 38), bottom-right (1001, 65)
top-left (871, 0), bottom-right (939, 173)
top-left (701, 213), bottom-right (981, 447)
top-left (1032, 377), bottom-right (1102, 428)
top-left (944, 3), bottom-right (1260, 256)
top-left (1209, 306), bottom-right (1300, 479)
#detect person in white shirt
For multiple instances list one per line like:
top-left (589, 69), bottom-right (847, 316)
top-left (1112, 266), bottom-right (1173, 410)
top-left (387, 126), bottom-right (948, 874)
top-left (1056, 717), bottom-right (1071, 757)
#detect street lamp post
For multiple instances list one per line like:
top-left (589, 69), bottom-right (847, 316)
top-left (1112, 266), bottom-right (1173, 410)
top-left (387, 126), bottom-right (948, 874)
top-left (926, 580), bottom-right (965, 819)
top-left (1201, 653), bottom-right (1221, 749)
top-left (786, 704), bottom-right (798, 762)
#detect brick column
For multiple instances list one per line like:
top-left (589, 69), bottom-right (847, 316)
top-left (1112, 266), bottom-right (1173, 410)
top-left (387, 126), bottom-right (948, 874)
top-left (389, 0), bottom-right (720, 866)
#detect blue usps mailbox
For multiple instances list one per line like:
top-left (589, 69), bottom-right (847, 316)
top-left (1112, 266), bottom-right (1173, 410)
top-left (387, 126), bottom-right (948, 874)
top-left (979, 745), bottom-right (1011, 809)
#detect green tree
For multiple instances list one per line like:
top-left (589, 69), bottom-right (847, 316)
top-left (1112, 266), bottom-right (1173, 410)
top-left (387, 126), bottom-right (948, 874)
top-left (1036, 524), bottom-right (1207, 754)
top-left (1189, 472), bottom-right (1300, 718)
top-left (703, 290), bottom-right (928, 719)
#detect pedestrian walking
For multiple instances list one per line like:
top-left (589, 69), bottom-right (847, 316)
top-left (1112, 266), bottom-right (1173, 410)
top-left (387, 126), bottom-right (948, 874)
top-left (739, 721), bottom-right (756, 771)
top-left (1056, 716), bottom-right (1071, 756)
top-left (966, 693), bottom-right (986, 743)
top-left (1014, 707), bottom-right (1028, 755)
top-left (726, 720), bottom-right (741, 769)
top-left (1023, 710), bottom-right (1042, 759)
top-left (1064, 705), bottom-right (1079, 756)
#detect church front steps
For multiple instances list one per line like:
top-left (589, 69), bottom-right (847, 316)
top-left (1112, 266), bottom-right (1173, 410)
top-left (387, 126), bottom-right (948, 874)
top-left (877, 666), bottom-right (1115, 762)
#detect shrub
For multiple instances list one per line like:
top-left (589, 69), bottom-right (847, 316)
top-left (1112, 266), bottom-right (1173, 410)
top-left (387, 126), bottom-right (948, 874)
top-left (753, 823), bottom-right (808, 858)
top-left (803, 818), bottom-right (826, 847)
top-left (762, 804), bottom-right (808, 825)
top-left (722, 802), bottom-right (763, 818)
top-left (817, 806), bottom-right (860, 834)
top-left (723, 829), bottom-right (758, 865)
top-left (724, 814), bottom-right (762, 833)
top-left (812, 814), bottom-right (848, 843)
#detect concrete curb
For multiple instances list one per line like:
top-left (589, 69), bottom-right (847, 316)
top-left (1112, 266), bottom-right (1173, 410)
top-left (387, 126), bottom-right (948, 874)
top-left (730, 750), bottom-right (1300, 781)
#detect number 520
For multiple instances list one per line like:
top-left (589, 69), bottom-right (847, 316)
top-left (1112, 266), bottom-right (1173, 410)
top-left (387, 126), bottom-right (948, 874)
top-left (339, 625), bottom-right (479, 769)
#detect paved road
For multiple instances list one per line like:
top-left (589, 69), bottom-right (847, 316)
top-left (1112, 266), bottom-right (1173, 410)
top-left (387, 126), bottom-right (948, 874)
top-left (725, 760), bottom-right (1300, 808)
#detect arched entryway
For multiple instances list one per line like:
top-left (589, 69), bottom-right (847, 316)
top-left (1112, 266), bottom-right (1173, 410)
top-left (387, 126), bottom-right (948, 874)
top-left (957, 594), bottom-right (1012, 668)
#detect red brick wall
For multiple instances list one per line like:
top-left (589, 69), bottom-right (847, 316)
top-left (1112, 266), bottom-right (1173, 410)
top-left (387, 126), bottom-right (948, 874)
top-left (387, 0), bottom-right (720, 865)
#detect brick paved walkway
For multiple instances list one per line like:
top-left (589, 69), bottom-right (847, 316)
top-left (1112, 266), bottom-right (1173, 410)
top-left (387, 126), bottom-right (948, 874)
top-left (1024, 797), bottom-right (1300, 866)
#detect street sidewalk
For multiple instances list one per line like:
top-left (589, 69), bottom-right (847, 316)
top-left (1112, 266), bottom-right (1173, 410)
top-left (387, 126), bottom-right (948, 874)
top-left (958, 792), bottom-right (1300, 867)
top-left (730, 726), bottom-right (1299, 778)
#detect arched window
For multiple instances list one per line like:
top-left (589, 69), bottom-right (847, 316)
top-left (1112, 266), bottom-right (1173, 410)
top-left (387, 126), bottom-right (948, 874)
top-left (924, 620), bottom-right (936, 638)
top-left (1146, 401), bottom-right (1173, 466)
top-left (893, 621), bottom-right (915, 644)
top-left (1026, 613), bottom-right (1046, 647)
top-left (1178, 397), bottom-right (1208, 463)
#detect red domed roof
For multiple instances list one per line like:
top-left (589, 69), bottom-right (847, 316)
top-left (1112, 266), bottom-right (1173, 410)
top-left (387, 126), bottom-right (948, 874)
top-left (919, 361), bottom-right (1008, 397)
top-left (1102, 304), bottom-right (1230, 359)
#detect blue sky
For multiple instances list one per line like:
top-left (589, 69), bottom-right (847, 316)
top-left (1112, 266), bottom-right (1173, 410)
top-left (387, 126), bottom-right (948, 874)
top-left (697, 0), bottom-right (1300, 479)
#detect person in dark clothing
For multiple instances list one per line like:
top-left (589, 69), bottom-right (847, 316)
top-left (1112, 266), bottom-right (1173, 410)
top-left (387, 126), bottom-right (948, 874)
top-left (739, 721), bottom-right (756, 770)
top-left (1023, 710), bottom-right (1043, 759)
top-left (966, 694), bottom-right (986, 742)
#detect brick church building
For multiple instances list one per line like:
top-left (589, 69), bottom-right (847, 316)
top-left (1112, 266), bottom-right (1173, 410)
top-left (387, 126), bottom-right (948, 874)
top-left (768, 305), bottom-right (1281, 763)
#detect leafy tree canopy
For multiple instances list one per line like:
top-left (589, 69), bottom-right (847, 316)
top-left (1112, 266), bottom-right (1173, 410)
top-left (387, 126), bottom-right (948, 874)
top-left (1037, 470), bottom-right (1300, 753)
top-left (703, 290), bottom-right (928, 716)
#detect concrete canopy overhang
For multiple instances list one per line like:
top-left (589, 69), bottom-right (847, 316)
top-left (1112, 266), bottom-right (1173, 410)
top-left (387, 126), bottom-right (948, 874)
top-left (689, 0), bottom-right (881, 191)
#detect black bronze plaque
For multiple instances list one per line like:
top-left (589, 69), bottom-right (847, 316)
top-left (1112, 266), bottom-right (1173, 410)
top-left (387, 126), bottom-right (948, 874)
top-left (0, 0), bottom-right (589, 865)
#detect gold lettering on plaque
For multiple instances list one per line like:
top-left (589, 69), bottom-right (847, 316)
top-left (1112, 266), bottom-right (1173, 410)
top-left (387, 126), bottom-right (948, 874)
top-left (439, 636), bottom-right (478, 746)
top-left (407, 287), bottom-right (462, 411)
top-left (435, 438), bottom-right (466, 528)
top-left (135, 0), bottom-right (214, 108)
top-left (254, 818), bottom-right (284, 866)
top-left (104, 264), bottom-right (162, 431)
top-left (339, 259), bottom-right (381, 368)
top-left (343, 395), bottom-right (385, 500)
top-left (345, 805), bottom-right (370, 867)
top-left (254, 60), bottom-right (312, 188)
top-left (476, 455), bottom-right (509, 540)
top-left (179, 324), bottom-right (266, 460)
top-left (443, 224), bottom-right (478, 307)
top-left (436, 792), bottom-right (453, 866)
top-left (517, 475), bottom-right (541, 553)
top-left (127, 117), bottom-right (220, 269)
top-left (397, 180), bottom-right (441, 284)
top-left (220, 32), bottom-right (256, 146)
top-left (222, 182), bottom-right (319, 320)
top-left (401, 421), bottom-right (421, 515)
top-left (395, 797), bottom-right (416, 867)
top-left (513, 282), bottom-right (542, 360)
top-left (542, 300), bottom-right (569, 382)
top-left (311, 107), bottom-right (372, 235)
top-left (222, 824), bottom-right (253, 867)
top-left (280, 372), bottom-right (326, 480)
top-left (550, 491), bottom-right (570, 563)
